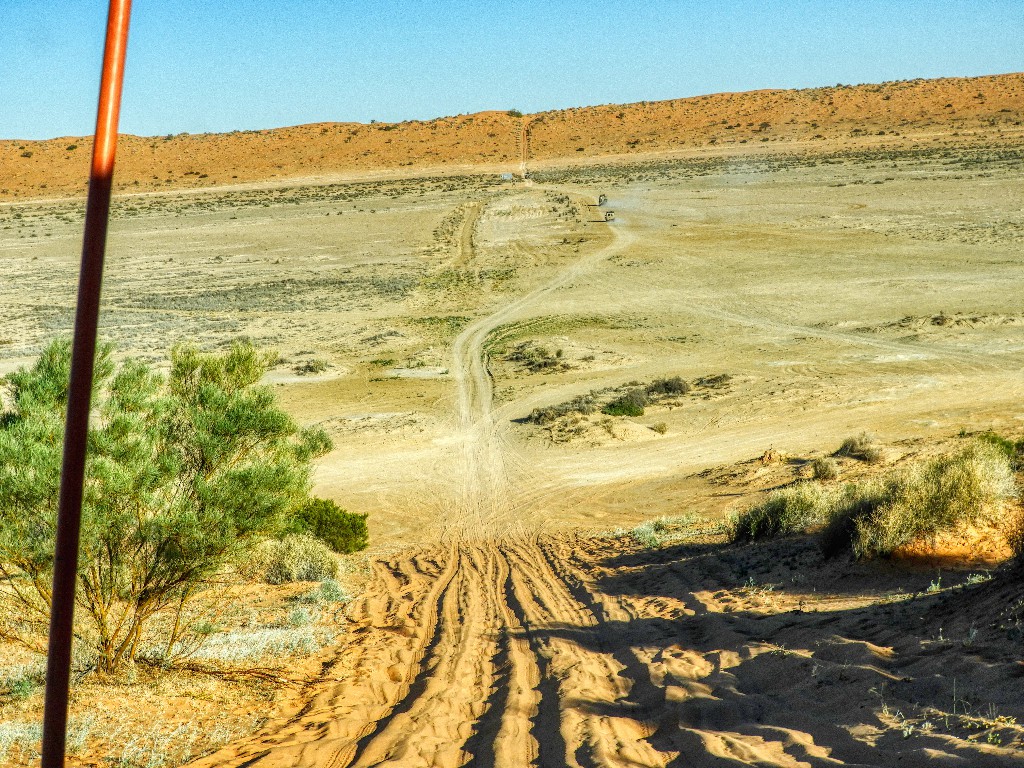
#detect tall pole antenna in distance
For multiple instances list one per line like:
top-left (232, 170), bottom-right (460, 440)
top-left (41, 1), bottom-right (132, 765)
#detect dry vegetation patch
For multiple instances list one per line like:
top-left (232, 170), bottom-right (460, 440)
top-left (730, 439), bottom-right (1019, 563)
top-left (521, 373), bottom-right (731, 443)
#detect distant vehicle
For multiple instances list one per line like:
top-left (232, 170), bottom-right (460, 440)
top-left (604, 210), bottom-right (615, 221)
top-left (597, 194), bottom-right (608, 205)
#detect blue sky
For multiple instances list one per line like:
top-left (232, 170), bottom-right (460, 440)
top-left (2, 0), bottom-right (1022, 140)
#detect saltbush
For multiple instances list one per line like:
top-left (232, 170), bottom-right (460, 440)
top-left (290, 497), bottom-right (369, 554)
top-left (729, 482), bottom-right (835, 542)
top-left (258, 534), bottom-right (338, 584)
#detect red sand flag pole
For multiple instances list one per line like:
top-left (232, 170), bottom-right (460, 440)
top-left (41, 1), bottom-right (132, 765)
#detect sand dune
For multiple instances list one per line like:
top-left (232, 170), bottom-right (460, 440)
top-left (188, 535), bottom-right (1024, 767)
top-left (1, 72), bottom-right (1022, 201)
top-left (2, 73), bottom-right (1024, 766)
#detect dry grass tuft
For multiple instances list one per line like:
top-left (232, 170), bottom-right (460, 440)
top-left (729, 482), bottom-right (836, 542)
top-left (834, 432), bottom-right (883, 463)
top-left (731, 441), bottom-right (1017, 559)
top-left (811, 456), bottom-right (839, 481)
top-left (847, 441), bottom-right (1016, 559)
top-left (244, 534), bottom-right (339, 584)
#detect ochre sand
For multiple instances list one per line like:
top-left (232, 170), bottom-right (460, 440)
top-left (1, 73), bottom-right (1024, 766)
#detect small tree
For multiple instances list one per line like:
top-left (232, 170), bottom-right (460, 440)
top-left (0, 339), bottom-right (331, 672)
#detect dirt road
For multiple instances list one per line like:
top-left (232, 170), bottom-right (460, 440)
top-left (191, 208), bottom-right (683, 768)
top-left (447, 202), bottom-right (630, 534)
top-left (190, 531), bottom-right (1024, 768)
top-left (177, 168), bottom-right (1024, 766)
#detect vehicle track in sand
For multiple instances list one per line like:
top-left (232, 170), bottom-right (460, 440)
top-left (188, 191), bottom-right (1024, 768)
top-left (447, 199), bottom-right (630, 536)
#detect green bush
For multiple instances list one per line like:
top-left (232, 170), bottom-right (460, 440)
top-left (602, 388), bottom-right (648, 417)
top-left (729, 482), bottom-right (835, 542)
top-left (258, 534), bottom-right (338, 584)
top-left (290, 497), bottom-right (368, 554)
top-left (0, 339), bottom-right (331, 671)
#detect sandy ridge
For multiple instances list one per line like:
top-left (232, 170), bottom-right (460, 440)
top-left (2, 72), bottom-right (1022, 200)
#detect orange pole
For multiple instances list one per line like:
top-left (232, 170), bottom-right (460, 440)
top-left (41, 1), bottom-right (132, 765)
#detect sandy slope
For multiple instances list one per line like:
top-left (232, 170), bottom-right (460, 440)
top-left (190, 534), bottom-right (1024, 768)
top-left (183, 177), bottom-right (1024, 765)
top-left (3, 88), bottom-right (1024, 764)
top-left (2, 72), bottom-right (1022, 200)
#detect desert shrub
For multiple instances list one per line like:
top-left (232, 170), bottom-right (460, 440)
top-left (629, 520), bottom-right (668, 548)
top-left (0, 662), bottom-right (45, 700)
top-left (506, 341), bottom-right (563, 372)
top-left (847, 442), bottom-right (1015, 559)
top-left (526, 392), bottom-right (598, 424)
top-left (811, 457), bottom-right (839, 480)
top-left (650, 422), bottom-right (668, 435)
top-left (293, 358), bottom-right (328, 374)
top-left (0, 717), bottom-right (91, 762)
top-left (289, 497), bottom-right (369, 554)
top-left (258, 534), bottom-right (338, 584)
top-left (730, 482), bottom-right (835, 543)
top-left (834, 432), bottom-right (883, 462)
top-left (507, 109), bottom-right (523, 118)
top-left (732, 443), bottom-right (1017, 558)
top-left (977, 431), bottom-right (1024, 469)
top-left (695, 374), bottom-right (732, 388)
top-left (297, 578), bottom-right (349, 605)
top-left (0, 339), bottom-right (331, 672)
top-left (817, 481), bottom-right (889, 558)
top-left (1003, 508), bottom-right (1024, 558)
top-left (602, 388), bottom-right (648, 417)
top-left (646, 376), bottom-right (689, 396)
top-left (612, 514), bottom-right (704, 548)
top-left (187, 626), bottom-right (324, 663)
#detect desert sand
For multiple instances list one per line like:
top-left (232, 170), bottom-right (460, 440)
top-left (2, 73), bottom-right (1024, 766)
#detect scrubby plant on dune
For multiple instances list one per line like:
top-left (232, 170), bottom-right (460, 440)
top-left (834, 432), bottom-right (883, 463)
top-left (601, 388), bottom-right (648, 417)
top-left (288, 497), bottom-right (369, 554)
top-left (977, 430), bottom-right (1024, 470)
top-left (811, 456), bottom-right (839, 481)
top-left (729, 482), bottom-right (837, 543)
top-left (0, 339), bottom-right (332, 672)
top-left (730, 442), bottom-right (1017, 559)
top-left (246, 534), bottom-right (339, 585)
top-left (840, 441), bottom-right (1016, 559)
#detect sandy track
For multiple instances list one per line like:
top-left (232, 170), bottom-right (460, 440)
top-left (446, 200), bottom-right (628, 535)
top-left (189, 538), bottom-right (664, 768)
top-left (190, 207), bottom-right (657, 768)
top-left (189, 533), bottom-right (1024, 767)
top-left (185, 179), bottom-right (1024, 766)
